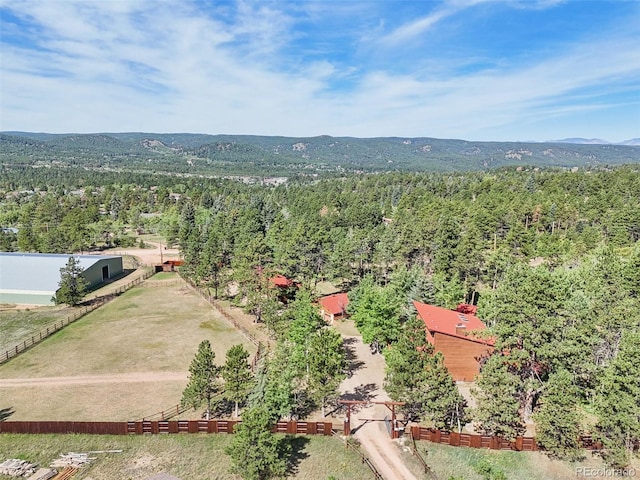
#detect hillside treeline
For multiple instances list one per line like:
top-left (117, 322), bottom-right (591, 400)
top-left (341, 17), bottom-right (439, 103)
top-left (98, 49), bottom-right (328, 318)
top-left (3, 131), bottom-right (640, 176)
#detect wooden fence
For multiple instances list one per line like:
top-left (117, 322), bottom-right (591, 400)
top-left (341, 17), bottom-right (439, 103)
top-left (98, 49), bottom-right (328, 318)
top-left (411, 426), bottom-right (538, 451)
top-left (408, 429), bottom-right (437, 479)
top-left (180, 275), bottom-right (264, 349)
top-left (138, 279), bottom-right (184, 288)
top-left (0, 269), bottom-right (155, 365)
top-left (0, 300), bottom-right (106, 365)
top-left (135, 404), bottom-right (192, 422)
top-left (331, 430), bottom-right (384, 480)
top-left (410, 426), bottom-right (616, 452)
top-left (0, 420), bottom-right (333, 437)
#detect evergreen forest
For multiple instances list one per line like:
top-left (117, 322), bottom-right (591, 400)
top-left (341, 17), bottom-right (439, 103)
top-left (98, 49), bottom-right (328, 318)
top-left (1, 136), bottom-right (639, 469)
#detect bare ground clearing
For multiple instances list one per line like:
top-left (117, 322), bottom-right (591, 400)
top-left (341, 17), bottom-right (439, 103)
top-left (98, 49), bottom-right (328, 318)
top-left (0, 277), bottom-right (254, 421)
top-left (103, 239), bottom-right (180, 266)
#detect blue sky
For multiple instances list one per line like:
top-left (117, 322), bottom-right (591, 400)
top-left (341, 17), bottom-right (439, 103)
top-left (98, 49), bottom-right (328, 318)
top-left (1, 0), bottom-right (638, 141)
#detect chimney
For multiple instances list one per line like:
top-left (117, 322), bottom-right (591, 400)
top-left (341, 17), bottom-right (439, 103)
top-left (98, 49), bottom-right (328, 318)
top-left (456, 323), bottom-right (467, 335)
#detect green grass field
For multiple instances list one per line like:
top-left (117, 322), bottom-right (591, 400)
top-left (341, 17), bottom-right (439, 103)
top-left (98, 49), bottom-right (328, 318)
top-left (0, 433), bottom-right (372, 480)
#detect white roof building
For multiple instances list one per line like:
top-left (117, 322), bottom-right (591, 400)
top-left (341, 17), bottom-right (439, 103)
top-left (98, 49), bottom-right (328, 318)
top-left (0, 253), bottom-right (123, 305)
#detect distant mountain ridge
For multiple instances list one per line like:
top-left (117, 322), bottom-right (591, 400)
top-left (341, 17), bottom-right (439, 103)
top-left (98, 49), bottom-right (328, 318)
top-left (2, 131), bottom-right (639, 175)
top-left (550, 137), bottom-right (640, 145)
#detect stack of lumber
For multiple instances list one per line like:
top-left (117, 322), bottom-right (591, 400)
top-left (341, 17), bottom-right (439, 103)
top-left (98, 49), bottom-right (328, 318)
top-left (26, 469), bottom-right (57, 480)
top-left (50, 468), bottom-right (77, 480)
top-left (0, 458), bottom-right (38, 477)
top-left (50, 453), bottom-right (94, 469)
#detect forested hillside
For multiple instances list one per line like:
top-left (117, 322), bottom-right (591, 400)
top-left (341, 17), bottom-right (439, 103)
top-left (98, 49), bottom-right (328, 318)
top-left (2, 132), bottom-right (639, 176)
top-left (1, 157), bottom-right (638, 468)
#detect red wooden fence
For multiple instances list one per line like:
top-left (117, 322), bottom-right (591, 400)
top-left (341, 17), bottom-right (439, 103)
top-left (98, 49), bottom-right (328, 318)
top-left (410, 426), bottom-right (606, 452)
top-left (411, 426), bottom-right (539, 451)
top-left (411, 426), bottom-right (538, 452)
top-left (0, 420), bottom-right (333, 437)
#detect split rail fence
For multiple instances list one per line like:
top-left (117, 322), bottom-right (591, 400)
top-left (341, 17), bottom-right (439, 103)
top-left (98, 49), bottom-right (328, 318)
top-left (0, 269), bottom-right (155, 365)
top-left (331, 430), bottom-right (384, 480)
top-left (180, 274), bottom-right (266, 351)
top-left (0, 420), bottom-right (333, 436)
top-left (1, 299), bottom-right (106, 365)
top-left (408, 429), bottom-right (437, 479)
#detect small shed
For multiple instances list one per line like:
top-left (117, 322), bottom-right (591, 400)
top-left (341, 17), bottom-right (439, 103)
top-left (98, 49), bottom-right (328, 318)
top-left (269, 274), bottom-right (294, 288)
top-left (155, 260), bottom-right (184, 273)
top-left (319, 292), bottom-right (350, 323)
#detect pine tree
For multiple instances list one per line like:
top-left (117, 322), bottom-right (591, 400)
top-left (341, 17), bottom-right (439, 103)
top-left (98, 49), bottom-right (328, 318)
top-left (479, 263), bottom-right (572, 422)
top-left (594, 331), bottom-right (640, 468)
top-left (248, 344), bottom-right (297, 420)
top-left (307, 328), bottom-right (346, 417)
top-left (534, 369), bottom-right (582, 460)
top-left (181, 340), bottom-right (220, 420)
top-left (285, 290), bottom-right (324, 376)
top-left (472, 354), bottom-right (525, 440)
top-left (54, 256), bottom-right (89, 306)
top-left (222, 344), bottom-right (253, 418)
top-left (349, 279), bottom-right (402, 346)
top-left (384, 315), bottom-right (435, 420)
top-left (420, 351), bottom-right (467, 432)
top-left (384, 315), bottom-right (466, 430)
top-left (225, 405), bottom-right (290, 480)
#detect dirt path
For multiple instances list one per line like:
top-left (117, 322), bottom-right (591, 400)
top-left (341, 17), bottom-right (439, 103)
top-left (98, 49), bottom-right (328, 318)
top-left (0, 372), bottom-right (188, 388)
top-left (336, 328), bottom-right (418, 480)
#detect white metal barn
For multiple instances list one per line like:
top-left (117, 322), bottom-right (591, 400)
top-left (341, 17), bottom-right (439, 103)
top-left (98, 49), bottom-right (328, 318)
top-left (0, 253), bottom-right (123, 305)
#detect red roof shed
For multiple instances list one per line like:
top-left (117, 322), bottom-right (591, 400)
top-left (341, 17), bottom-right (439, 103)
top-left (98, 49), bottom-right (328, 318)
top-left (319, 293), bottom-right (349, 323)
top-left (269, 275), bottom-right (294, 288)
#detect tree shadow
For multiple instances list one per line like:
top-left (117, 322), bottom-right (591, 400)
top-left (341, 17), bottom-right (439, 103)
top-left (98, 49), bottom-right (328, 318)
top-left (209, 399), bottom-right (235, 418)
top-left (0, 408), bottom-right (14, 421)
top-left (291, 391), bottom-right (316, 420)
top-left (283, 435), bottom-right (310, 477)
top-left (343, 337), bottom-right (365, 375)
top-left (334, 383), bottom-right (379, 415)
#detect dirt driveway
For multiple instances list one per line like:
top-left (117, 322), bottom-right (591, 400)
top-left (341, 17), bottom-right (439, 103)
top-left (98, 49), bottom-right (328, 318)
top-left (335, 324), bottom-right (419, 480)
top-left (104, 240), bottom-right (180, 266)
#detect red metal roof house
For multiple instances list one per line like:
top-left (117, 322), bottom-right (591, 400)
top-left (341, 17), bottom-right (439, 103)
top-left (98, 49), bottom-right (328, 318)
top-left (318, 292), bottom-right (350, 324)
top-left (413, 300), bottom-right (494, 382)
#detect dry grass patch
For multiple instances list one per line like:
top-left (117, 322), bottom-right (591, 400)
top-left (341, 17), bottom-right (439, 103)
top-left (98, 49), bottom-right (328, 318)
top-left (0, 433), bottom-right (373, 480)
top-left (0, 278), bottom-right (255, 420)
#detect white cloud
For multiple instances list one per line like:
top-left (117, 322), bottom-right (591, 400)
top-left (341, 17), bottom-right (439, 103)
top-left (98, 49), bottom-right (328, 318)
top-left (0, 0), bottom-right (638, 141)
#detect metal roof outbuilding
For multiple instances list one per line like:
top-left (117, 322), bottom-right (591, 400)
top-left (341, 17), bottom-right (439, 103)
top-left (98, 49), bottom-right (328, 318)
top-left (0, 252), bottom-right (123, 305)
